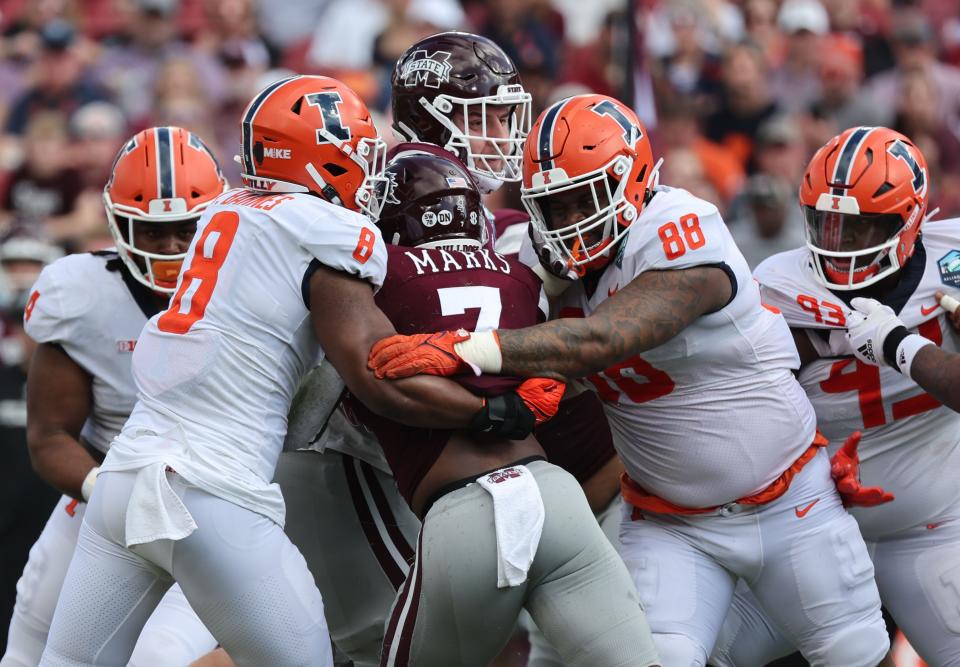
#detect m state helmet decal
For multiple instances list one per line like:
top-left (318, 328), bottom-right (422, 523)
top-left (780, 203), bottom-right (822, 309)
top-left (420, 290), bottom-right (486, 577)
top-left (401, 50), bottom-right (453, 89)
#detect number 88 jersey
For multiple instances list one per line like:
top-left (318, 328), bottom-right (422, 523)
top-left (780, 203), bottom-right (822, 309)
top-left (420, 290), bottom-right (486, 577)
top-left (104, 189), bottom-right (387, 526)
top-left (542, 185), bottom-right (818, 509)
top-left (754, 219), bottom-right (960, 539)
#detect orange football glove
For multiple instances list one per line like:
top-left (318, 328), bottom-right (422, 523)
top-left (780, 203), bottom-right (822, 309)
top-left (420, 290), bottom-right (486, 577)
top-left (369, 330), bottom-right (472, 379)
top-left (515, 377), bottom-right (566, 425)
top-left (830, 431), bottom-right (895, 508)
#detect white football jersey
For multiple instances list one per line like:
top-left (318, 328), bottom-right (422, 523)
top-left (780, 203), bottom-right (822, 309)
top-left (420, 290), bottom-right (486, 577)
top-left (103, 190), bottom-right (387, 526)
top-left (546, 186), bottom-right (817, 508)
top-left (24, 252), bottom-right (160, 454)
top-left (755, 218), bottom-right (960, 538)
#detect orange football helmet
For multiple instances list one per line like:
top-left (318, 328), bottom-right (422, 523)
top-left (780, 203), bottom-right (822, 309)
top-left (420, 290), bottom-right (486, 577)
top-left (104, 126), bottom-right (228, 293)
top-left (520, 94), bottom-right (656, 275)
top-left (800, 126), bottom-right (930, 290)
top-left (238, 75), bottom-right (388, 220)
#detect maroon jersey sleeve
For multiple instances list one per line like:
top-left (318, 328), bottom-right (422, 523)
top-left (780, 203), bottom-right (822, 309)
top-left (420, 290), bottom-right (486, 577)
top-left (492, 208), bottom-right (529, 240)
top-left (361, 244), bottom-right (546, 507)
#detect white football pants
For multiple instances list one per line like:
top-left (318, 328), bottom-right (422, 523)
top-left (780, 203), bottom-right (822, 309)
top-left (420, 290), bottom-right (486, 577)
top-left (1, 494), bottom-right (216, 667)
top-left (39, 470), bottom-right (331, 667)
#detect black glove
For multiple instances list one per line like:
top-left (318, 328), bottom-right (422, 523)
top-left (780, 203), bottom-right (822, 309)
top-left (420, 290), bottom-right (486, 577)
top-left (528, 222), bottom-right (579, 282)
top-left (469, 393), bottom-right (536, 440)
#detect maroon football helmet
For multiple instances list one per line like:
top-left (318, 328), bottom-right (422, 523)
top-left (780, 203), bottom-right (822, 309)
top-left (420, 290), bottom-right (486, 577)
top-left (377, 151), bottom-right (487, 249)
top-left (391, 31), bottom-right (531, 191)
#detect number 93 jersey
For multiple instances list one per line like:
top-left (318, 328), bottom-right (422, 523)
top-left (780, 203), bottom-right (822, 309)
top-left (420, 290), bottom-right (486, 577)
top-left (104, 189), bottom-right (387, 526)
top-left (755, 219), bottom-right (960, 539)
top-left (547, 186), bottom-right (817, 509)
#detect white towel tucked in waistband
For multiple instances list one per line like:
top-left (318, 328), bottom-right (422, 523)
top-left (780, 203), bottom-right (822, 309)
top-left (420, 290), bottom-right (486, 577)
top-left (125, 462), bottom-right (198, 547)
top-left (477, 464), bottom-right (545, 588)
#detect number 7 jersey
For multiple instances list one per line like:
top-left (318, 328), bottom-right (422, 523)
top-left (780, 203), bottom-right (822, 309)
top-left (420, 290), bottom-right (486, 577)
top-left (542, 186), bottom-right (817, 509)
top-left (754, 219), bottom-right (960, 538)
top-left (102, 189), bottom-right (387, 526)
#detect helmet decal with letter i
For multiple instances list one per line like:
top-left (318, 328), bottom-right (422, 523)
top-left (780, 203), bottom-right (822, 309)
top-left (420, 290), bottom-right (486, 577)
top-left (520, 94), bottom-right (657, 276)
top-left (238, 75), bottom-right (389, 221)
top-left (800, 126), bottom-right (931, 290)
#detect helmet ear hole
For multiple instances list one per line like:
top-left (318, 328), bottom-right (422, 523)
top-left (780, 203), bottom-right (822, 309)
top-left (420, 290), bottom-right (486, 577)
top-left (636, 163), bottom-right (648, 184)
top-left (323, 162), bottom-right (348, 177)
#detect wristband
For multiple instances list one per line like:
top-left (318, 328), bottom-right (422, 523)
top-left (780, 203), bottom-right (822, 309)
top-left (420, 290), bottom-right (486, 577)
top-left (81, 466), bottom-right (100, 502)
top-left (893, 333), bottom-right (935, 377)
top-left (454, 330), bottom-right (502, 375)
top-left (469, 394), bottom-right (535, 440)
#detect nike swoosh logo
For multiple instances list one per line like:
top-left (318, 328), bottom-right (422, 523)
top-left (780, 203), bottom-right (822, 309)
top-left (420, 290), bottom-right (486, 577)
top-left (608, 286), bottom-right (619, 297)
top-left (795, 498), bottom-right (820, 518)
top-left (921, 303), bottom-right (940, 316)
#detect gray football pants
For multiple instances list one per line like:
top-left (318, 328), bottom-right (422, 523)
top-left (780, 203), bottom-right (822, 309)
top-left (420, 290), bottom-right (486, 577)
top-left (524, 494), bottom-right (624, 667)
top-left (379, 460), bottom-right (659, 667)
top-left (276, 449), bottom-right (419, 667)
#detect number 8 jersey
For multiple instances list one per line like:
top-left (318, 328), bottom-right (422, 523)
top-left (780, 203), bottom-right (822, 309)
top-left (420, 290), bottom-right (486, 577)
top-left (755, 218), bottom-right (960, 539)
top-left (537, 185), bottom-right (818, 509)
top-left (103, 189), bottom-right (387, 526)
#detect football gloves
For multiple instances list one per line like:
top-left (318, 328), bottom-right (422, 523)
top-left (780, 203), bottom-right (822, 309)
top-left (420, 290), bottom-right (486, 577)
top-left (847, 297), bottom-right (934, 375)
top-left (470, 377), bottom-right (566, 439)
top-left (829, 431), bottom-right (895, 508)
top-left (369, 329), bottom-right (502, 379)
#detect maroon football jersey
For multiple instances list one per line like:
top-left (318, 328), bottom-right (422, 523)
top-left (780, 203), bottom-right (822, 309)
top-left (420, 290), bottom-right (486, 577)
top-left (533, 390), bottom-right (616, 486)
top-left (352, 244), bottom-right (547, 506)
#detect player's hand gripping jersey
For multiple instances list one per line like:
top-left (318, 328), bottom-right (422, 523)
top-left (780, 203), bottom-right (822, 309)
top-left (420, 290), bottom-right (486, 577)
top-left (755, 218), bottom-right (960, 538)
top-left (548, 186), bottom-right (817, 509)
top-left (353, 243), bottom-right (546, 505)
top-left (103, 189), bottom-right (386, 525)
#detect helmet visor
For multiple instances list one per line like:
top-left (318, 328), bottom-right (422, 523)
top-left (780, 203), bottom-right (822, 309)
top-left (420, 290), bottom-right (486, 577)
top-left (803, 206), bottom-right (904, 281)
top-left (803, 207), bottom-right (903, 254)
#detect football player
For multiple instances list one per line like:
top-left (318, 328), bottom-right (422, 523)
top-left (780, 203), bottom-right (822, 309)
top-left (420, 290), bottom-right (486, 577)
top-left (277, 32), bottom-right (625, 667)
top-left (38, 76), bottom-right (558, 667)
top-left (368, 95), bottom-right (892, 666)
top-left (711, 127), bottom-right (960, 666)
top-left (355, 150), bottom-right (656, 667)
top-left (2, 127), bottom-right (225, 667)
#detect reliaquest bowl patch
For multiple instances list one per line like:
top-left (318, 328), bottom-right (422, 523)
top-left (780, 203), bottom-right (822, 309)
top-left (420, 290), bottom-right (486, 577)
top-left (939, 249), bottom-right (960, 288)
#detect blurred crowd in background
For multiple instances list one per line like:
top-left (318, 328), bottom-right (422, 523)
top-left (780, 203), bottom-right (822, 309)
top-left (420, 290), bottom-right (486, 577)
top-left (1, 1), bottom-right (958, 661)
top-left (1, 0), bottom-right (960, 293)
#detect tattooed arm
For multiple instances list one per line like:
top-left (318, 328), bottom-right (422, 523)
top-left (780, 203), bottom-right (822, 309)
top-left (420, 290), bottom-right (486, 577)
top-left (368, 266), bottom-right (732, 380)
top-left (906, 346), bottom-right (960, 412)
top-left (497, 265), bottom-right (732, 378)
